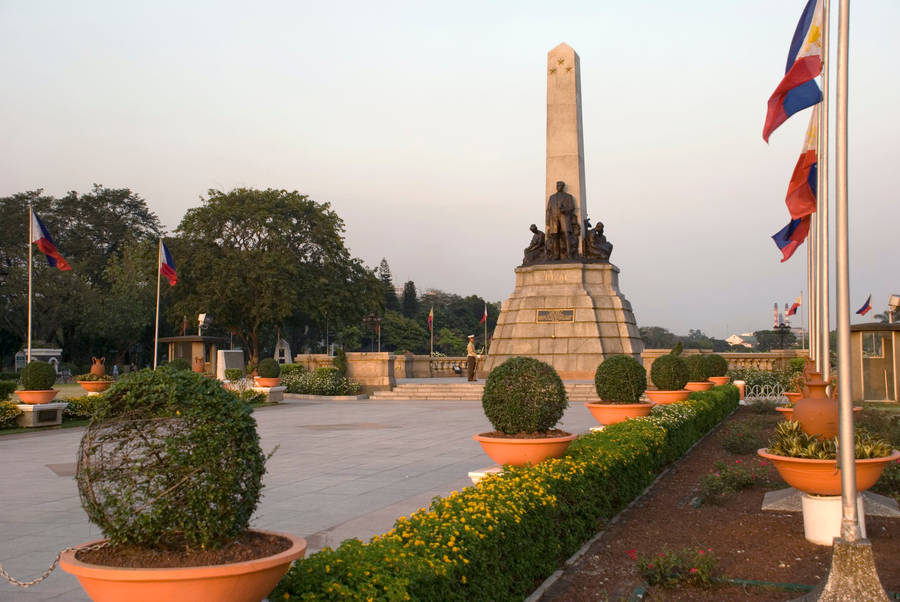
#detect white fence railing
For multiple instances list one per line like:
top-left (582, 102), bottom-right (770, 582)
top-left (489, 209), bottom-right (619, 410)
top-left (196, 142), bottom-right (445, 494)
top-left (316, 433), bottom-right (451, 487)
top-left (744, 383), bottom-right (787, 402)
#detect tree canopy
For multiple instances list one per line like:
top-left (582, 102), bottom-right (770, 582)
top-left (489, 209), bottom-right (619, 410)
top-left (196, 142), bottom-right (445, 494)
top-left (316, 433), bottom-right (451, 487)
top-left (172, 188), bottom-right (381, 364)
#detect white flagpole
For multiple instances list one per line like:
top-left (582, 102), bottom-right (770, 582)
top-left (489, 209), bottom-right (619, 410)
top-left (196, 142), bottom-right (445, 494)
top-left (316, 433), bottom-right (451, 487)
top-left (807, 227), bottom-right (816, 362)
top-left (834, 0), bottom-right (860, 541)
top-left (153, 239), bottom-right (162, 369)
top-left (818, 0), bottom-right (832, 385)
top-left (483, 305), bottom-right (487, 353)
top-left (27, 203), bottom-right (33, 363)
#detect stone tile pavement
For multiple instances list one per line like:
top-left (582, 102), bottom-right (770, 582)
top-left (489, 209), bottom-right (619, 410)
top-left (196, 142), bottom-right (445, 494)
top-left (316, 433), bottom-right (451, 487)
top-left (0, 394), bottom-right (597, 601)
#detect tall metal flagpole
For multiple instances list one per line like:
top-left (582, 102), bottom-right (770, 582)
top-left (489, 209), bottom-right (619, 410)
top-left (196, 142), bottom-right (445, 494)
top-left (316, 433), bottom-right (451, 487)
top-left (26, 203), bottom-right (33, 363)
top-left (834, 0), bottom-right (860, 541)
top-left (818, 0), bottom-right (832, 385)
top-left (807, 244), bottom-right (814, 359)
top-left (810, 218), bottom-right (819, 366)
top-left (153, 239), bottom-right (162, 369)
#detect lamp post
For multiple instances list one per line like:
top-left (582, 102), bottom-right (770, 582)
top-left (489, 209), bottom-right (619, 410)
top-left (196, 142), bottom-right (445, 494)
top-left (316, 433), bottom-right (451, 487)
top-left (363, 313), bottom-right (382, 352)
top-left (774, 322), bottom-right (792, 350)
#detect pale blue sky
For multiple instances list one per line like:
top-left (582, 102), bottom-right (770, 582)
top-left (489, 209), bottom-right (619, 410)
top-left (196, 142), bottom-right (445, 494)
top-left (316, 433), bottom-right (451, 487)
top-left (1, 1), bottom-right (897, 338)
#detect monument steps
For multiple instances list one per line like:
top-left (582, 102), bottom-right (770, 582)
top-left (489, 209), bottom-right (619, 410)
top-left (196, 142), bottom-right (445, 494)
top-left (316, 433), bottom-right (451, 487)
top-left (370, 382), bottom-right (603, 402)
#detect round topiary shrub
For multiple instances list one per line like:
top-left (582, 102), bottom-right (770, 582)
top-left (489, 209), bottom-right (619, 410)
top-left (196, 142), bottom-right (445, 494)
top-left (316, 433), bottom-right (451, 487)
top-left (20, 360), bottom-right (57, 390)
top-left (75, 367), bottom-right (266, 549)
top-left (594, 355), bottom-right (647, 403)
top-left (684, 355), bottom-right (710, 382)
top-left (165, 358), bottom-right (191, 371)
top-left (650, 354), bottom-right (689, 391)
top-left (257, 358), bottom-right (281, 378)
top-left (481, 357), bottom-right (567, 434)
top-left (703, 354), bottom-right (729, 378)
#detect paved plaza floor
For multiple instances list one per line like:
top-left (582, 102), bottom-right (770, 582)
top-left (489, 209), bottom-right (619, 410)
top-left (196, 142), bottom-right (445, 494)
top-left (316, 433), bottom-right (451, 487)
top-left (0, 391), bottom-right (597, 601)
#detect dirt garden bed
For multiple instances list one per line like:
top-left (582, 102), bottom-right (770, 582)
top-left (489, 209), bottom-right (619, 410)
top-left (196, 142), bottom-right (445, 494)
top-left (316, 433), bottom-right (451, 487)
top-left (539, 404), bottom-right (900, 601)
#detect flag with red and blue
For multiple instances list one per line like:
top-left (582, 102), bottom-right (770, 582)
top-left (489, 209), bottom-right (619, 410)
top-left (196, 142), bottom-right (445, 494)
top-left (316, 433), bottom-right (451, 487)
top-left (31, 210), bottom-right (71, 271)
top-left (763, 0), bottom-right (823, 142)
top-left (160, 241), bottom-right (177, 286)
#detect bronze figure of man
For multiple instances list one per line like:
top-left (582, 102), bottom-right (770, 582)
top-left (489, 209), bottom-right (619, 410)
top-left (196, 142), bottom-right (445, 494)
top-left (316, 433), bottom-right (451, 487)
top-left (546, 181), bottom-right (578, 260)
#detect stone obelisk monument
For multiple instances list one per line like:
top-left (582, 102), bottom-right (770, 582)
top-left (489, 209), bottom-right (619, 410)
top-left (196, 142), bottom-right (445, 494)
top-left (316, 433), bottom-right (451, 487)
top-left (483, 43), bottom-right (643, 379)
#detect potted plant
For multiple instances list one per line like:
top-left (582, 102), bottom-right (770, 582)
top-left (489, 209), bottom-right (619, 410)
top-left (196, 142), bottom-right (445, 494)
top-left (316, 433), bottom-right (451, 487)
top-left (758, 420), bottom-right (899, 495)
top-left (704, 354), bottom-right (730, 386)
top-left (586, 354), bottom-right (652, 425)
top-left (15, 360), bottom-right (58, 404)
top-left (255, 358), bottom-right (282, 387)
top-left (59, 367), bottom-right (306, 601)
top-left (646, 353), bottom-right (690, 404)
top-left (684, 355), bottom-right (714, 392)
top-left (472, 356), bottom-right (574, 467)
top-left (76, 372), bottom-right (115, 393)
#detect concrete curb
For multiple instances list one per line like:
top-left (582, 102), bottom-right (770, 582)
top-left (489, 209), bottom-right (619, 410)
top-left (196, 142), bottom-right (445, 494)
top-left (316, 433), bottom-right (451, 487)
top-left (283, 393), bottom-right (369, 401)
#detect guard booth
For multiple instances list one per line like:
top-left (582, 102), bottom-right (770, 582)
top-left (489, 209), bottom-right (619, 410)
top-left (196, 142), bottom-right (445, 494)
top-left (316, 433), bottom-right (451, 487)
top-left (158, 336), bottom-right (225, 375)
top-left (850, 323), bottom-right (899, 403)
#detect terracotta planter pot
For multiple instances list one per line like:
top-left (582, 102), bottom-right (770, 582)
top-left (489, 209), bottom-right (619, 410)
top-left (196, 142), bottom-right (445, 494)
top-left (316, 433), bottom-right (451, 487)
top-left (584, 402), bottom-right (653, 425)
top-left (777, 405), bottom-right (860, 422)
top-left (645, 390), bottom-right (690, 405)
top-left (14, 390), bottom-right (58, 404)
top-left (758, 449), bottom-right (900, 496)
top-left (776, 406), bottom-right (794, 421)
top-left (783, 392), bottom-right (802, 404)
top-left (707, 376), bottom-right (730, 386)
top-left (684, 381), bottom-right (714, 392)
top-left (78, 380), bottom-right (111, 393)
top-left (472, 432), bottom-right (576, 467)
top-left (60, 530), bottom-right (306, 602)
top-left (792, 373), bottom-right (838, 439)
top-left (255, 377), bottom-right (281, 388)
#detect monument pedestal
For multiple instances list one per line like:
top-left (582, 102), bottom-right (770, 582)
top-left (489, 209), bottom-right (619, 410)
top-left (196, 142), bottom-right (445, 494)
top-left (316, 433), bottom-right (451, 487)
top-left (484, 262), bottom-right (642, 379)
top-left (16, 402), bottom-right (68, 428)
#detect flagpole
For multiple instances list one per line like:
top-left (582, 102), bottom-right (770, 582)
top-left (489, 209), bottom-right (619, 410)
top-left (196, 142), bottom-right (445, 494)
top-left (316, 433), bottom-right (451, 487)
top-left (153, 239), bottom-right (162, 369)
top-left (818, 0), bottom-right (832, 385)
top-left (834, 0), bottom-right (860, 541)
top-left (484, 306), bottom-right (487, 353)
top-left (807, 230), bottom-right (816, 362)
top-left (26, 203), bottom-right (33, 364)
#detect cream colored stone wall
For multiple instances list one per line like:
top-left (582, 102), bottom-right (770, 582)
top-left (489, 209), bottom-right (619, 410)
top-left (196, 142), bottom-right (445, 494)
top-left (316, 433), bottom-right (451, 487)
top-left (345, 352), bottom-right (395, 392)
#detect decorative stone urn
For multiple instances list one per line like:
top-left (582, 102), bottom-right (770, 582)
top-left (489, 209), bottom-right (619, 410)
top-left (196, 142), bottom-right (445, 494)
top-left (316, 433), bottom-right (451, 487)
top-left (90, 357), bottom-right (106, 378)
top-left (791, 372), bottom-right (838, 439)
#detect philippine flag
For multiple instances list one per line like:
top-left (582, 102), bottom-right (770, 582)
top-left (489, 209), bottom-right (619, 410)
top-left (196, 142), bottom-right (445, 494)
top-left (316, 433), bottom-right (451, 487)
top-left (427, 306), bottom-right (434, 331)
top-left (787, 295), bottom-right (802, 316)
top-left (479, 303), bottom-right (487, 325)
top-left (159, 241), bottom-right (177, 286)
top-left (785, 106), bottom-right (819, 219)
top-left (772, 216), bottom-right (810, 262)
top-left (856, 294), bottom-right (873, 316)
top-left (30, 211), bottom-right (71, 271)
top-left (763, 0), bottom-right (823, 142)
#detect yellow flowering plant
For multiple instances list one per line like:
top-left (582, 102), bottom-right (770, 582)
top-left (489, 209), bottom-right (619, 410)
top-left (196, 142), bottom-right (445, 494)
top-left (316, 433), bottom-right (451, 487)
top-left (273, 385), bottom-right (739, 601)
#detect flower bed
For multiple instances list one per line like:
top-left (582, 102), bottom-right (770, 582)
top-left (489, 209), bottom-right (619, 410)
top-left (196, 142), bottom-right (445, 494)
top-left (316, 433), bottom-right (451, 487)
top-left (274, 385), bottom-right (739, 600)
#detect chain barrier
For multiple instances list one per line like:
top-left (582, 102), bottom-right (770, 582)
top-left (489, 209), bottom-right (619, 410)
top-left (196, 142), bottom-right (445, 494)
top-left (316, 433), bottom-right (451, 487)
top-left (0, 540), bottom-right (108, 588)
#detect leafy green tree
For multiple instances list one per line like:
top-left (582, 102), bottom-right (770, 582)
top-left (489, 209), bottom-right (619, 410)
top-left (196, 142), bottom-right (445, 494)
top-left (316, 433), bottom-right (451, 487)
top-left (435, 327), bottom-right (466, 356)
top-left (380, 310), bottom-right (429, 353)
top-left (377, 258), bottom-right (400, 311)
top-left (639, 326), bottom-right (678, 349)
top-left (173, 188), bottom-right (379, 364)
top-left (0, 188), bottom-right (162, 368)
top-left (401, 280), bottom-right (419, 318)
top-left (754, 329), bottom-right (797, 352)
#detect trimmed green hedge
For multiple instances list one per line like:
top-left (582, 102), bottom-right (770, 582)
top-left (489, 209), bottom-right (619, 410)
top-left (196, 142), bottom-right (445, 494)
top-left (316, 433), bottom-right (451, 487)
top-left (274, 385), bottom-right (739, 601)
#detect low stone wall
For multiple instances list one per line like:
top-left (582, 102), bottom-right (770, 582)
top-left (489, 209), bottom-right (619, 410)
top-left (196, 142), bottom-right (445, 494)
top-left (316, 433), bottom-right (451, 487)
top-left (292, 354), bottom-right (335, 371)
top-left (345, 352), bottom-right (395, 392)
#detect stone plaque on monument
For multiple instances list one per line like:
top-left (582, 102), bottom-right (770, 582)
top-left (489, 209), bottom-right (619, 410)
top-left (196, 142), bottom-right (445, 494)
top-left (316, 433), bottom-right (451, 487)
top-left (483, 43), bottom-right (643, 379)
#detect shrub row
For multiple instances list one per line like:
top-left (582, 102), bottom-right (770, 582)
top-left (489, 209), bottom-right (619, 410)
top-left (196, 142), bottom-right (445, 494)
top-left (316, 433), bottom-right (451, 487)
top-left (274, 385), bottom-right (739, 600)
top-left (282, 367), bottom-right (361, 396)
top-left (0, 380), bottom-right (17, 402)
top-left (0, 401), bottom-right (22, 426)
